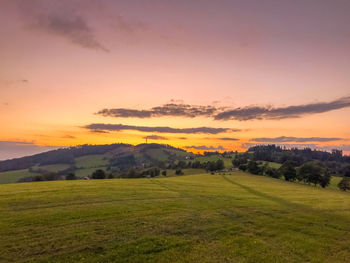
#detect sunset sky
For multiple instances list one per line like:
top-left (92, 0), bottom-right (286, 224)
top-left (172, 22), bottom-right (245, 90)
top-left (1, 0), bottom-right (350, 160)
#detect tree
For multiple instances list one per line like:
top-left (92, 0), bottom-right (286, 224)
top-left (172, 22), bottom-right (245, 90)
top-left (298, 161), bottom-right (330, 187)
top-left (319, 169), bottom-right (331, 188)
top-left (265, 167), bottom-right (280, 179)
top-left (338, 177), bottom-right (350, 191)
top-left (175, 169), bottom-right (183, 175)
top-left (206, 161), bottom-right (217, 172)
top-left (215, 159), bottom-right (224, 170)
top-left (279, 161), bottom-right (297, 181)
top-left (247, 160), bottom-right (261, 175)
top-left (232, 155), bottom-right (248, 168)
top-left (343, 165), bottom-right (350, 177)
top-left (298, 162), bottom-right (323, 186)
top-left (66, 173), bottom-right (76, 180)
top-left (91, 169), bottom-right (106, 179)
top-left (238, 164), bottom-right (247, 171)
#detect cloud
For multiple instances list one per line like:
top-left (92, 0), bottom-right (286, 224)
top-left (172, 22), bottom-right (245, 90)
top-left (184, 145), bottom-right (228, 151)
top-left (97, 96), bottom-right (350, 121)
top-left (19, 1), bottom-right (108, 52)
top-left (178, 137), bottom-right (188, 140)
top-left (143, 135), bottom-right (168, 140)
top-left (89, 129), bottom-right (109, 133)
top-left (251, 136), bottom-right (342, 143)
top-left (0, 141), bottom-right (59, 161)
top-left (96, 103), bottom-right (220, 118)
top-left (215, 96), bottom-right (350, 121)
top-left (218, 137), bottom-right (239, 141)
top-left (61, 135), bottom-right (76, 139)
top-left (84, 123), bottom-right (235, 134)
top-left (33, 14), bottom-right (108, 52)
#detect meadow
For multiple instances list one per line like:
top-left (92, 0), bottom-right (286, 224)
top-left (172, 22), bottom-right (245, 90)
top-left (1, 171), bottom-right (350, 262)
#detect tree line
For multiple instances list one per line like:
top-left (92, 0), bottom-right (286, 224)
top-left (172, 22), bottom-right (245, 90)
top-left (232, 153), bottom-right (350, 190)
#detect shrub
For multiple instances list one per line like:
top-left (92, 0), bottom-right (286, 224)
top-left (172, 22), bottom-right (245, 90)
top-left (175, 169), bottom-right (183, 175)
top-left (238, 164), bottom-right (247, 171)
top-left (161, 170), bottom-right (167, 176)
top-left (279, 161), bottom-right (297, 181)
top-left (91, 169), bottom-right (106, 179)
top-left (66, 173), bottom-right (76, 180)
top-left (338, 177), bottom-right (350, 191)
top-left (247, 160), bottom-right (262, 175)
top-left (265, 167), bottom-right (280, 178)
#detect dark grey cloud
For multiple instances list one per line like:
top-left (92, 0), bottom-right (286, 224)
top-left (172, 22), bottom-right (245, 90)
top-left (215, 96), bottom-right (350, 121)
top-left (97, 96), bottom-right (350, 121)
top-left (251, 136), bottom-right (342, 143)
top-left (178, 137), bottom-right (188, 140)
top-left (143, 135), bottom-right (168, 140)
top-left (89, 129), bottom-right (109, 134)
top-left (19, 0), bottom-right (108, 52)
top-left (184, 145), bottom-right (228, 151)
top-left (96, 103), bottom-right (220, 118)
top-left (84, 123), bottom-right (235, 134)
top-left (31, 13), bottom-right (108, 52)
top-left (218, 137), bottom-right (239, 141)
top-left (0, 141), bottom-right (59, 161)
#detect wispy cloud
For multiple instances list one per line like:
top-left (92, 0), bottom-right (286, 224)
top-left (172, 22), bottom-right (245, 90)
top-left (251, 136), bottom-right (343, 143)
top-left (215, 96), bottom-right (350, 121)
top-left (84, 123), bottom-right (236, 134)
top-left (184, 145), bottom-right (227, 151)
top-left (19, 1), bottom-right (108, 52)
top-left (97, 96), bottom-right (350, 121)
top-left (31, 14), bottom-right (108, 52)
top-left (143, 135), bottom-right (168, 140)
top-left (61, 135), bottom-right (76, 139)
top-left (218, 137), bottom-right (239, 141)
top-left (96, 103), bottom-right (220, 118)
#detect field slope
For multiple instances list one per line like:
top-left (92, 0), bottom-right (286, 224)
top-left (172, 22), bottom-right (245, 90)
top-left (1, 172), bottom-right (350, 262)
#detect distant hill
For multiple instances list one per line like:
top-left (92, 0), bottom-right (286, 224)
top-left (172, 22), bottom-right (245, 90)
top-left (0, 143), bottom-right (194, 183)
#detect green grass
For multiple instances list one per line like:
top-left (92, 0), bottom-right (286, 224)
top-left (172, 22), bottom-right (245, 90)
top-left (163, 168), bottom-right (206, 177)
top-left (194, 155), bottom-right (233, 168)
top-left (261, 161), bottom-right (282, 169)
top-left (145, 149), bottom-right (170, 162)
top-left (0, 169), bottom-right (40, 184)
top-left (75, 167), bottom-right (107, 178)
top-left (38, 164), bottom-right (71, 172)
top-left (75, 154), bottom-right (109, 169)
top-left (1, 172), bottom-right (350, 262)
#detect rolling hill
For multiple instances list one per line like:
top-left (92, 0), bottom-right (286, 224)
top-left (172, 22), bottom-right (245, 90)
top-left (0, 143), bottom-right (195, 184)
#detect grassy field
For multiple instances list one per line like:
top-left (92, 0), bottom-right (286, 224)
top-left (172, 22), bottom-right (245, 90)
top-left (164, 168), bottom-right (206, 177)
top-left (194, 155), bottom-right (233, 168)
top-left (38, 164), bottom-right (72, 172)
top-left (75, 154), bottom-right (109, 169)
top-left (1, 172), bottom-right (350, 262)
top-left (0, 169), bottom-right (40, 184)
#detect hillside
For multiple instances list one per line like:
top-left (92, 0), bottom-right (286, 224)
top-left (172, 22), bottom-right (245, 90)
top-left (0, 143), bottom-right (194, 184)
top-left (1, 171), bottom-right (350, 262)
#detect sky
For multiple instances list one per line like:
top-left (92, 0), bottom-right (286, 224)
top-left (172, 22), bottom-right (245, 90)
top-left (1, 0), bottom-right (350, 160)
